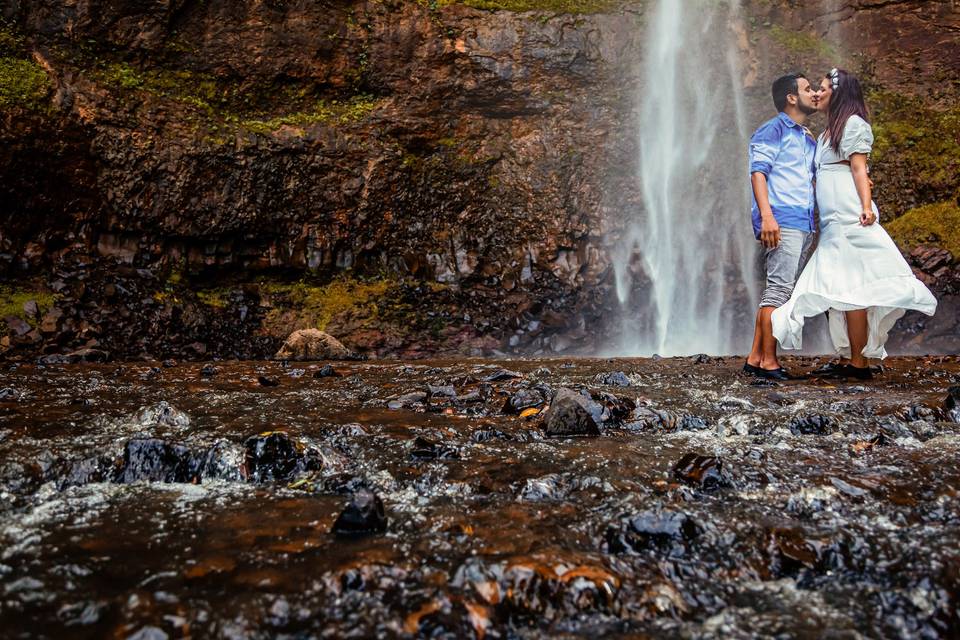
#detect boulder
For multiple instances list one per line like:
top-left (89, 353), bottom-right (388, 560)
top-left (274, 329), bottom-right (357, 361)
top-left (332, 489), bottom-right (387, 536)
top-left (543, 388), bottom-right (602, 437)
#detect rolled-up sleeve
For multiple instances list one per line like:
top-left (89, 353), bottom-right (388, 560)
top-left (749, 122), bottom-right (781, 177)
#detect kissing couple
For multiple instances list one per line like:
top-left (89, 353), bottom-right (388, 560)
top-left (744, 69), bottom-right (938, 381)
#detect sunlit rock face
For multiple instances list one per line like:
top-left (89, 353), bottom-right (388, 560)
top-left (0, 0), bottom-right (957, 359)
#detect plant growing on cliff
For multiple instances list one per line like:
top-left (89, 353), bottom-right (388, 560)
top-left (0, 286), bottom-right (57, 326)
top-left (886, 201), bottom-right (960, 257)
top-left (0, 57), bottom-right (50, 111)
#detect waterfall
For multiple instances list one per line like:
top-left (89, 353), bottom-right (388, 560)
top-left (612, 0), bottom-right (758, 356)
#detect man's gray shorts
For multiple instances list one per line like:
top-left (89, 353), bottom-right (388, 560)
top-left (759, 227), bottom-right (813, 308)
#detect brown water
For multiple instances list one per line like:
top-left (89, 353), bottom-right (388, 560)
top-left (1, 356), bottom-right (958, 639)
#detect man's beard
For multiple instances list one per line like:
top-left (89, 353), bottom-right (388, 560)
top-left (799, 101), bottom-right (819, 115)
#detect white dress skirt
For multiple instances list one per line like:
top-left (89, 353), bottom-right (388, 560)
top-left (772, 115), bottom-right (937, 359)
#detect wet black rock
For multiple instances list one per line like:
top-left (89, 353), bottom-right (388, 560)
top-left (387, 391), bottom-right (428, 410)
top-left (427, 384), bottom-right (456, 398)
top-left (691, 354), bottom-right (714, 364)
top-left (900, 404), bottom-right (942, 422)
top-left (502, 387), bottom-right (546, 414)
top-left (589, 390), bottom-right (636, 424)
top-left (114, 438), bottom-right (203, 484)
top-left (244, 432), bottom-right (322, 482)
top-left (200, 440), bottom-right (248, 481)
top-left (409, 436), bottom-right (460, 461)
top-left (473, 428), bottom-right (513, 443)
top-left (672, 453), bottom-right (731, 491)
top-left (313, 364), bottom-right (340, 378)
top-left (258, 375), bottom-right (280, 387)
top-left (945, 386), bottom-right (960, 423)
top-left (162, 359), bottom-right (176, 368)
top-left (0, 387), bottom-right (20, 401)
top-left (332, 489), bottom-right (387, 537)
top-left (200, 364), bottom-right (219, 377)
top-left (788, 414), bottom-right (839, 436)
top-left (606, 509), bottom-right (701, 554)
top-left (596, 371), bottom-right (631, 387)
top-left (57, 456), bottom-right (108, 489)
top-left (765, 527), bottom-right (848, 578)
top-left (543, 388), bottom-right (602, 437)
top-left (483, 369), bottom-right (523, 382)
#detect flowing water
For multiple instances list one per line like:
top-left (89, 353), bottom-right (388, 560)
top-left (613, 0), bottom-right (759, 356)
top-left (1, 357), bottom-right (959, 638)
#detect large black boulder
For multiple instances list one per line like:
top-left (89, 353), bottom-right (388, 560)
top-left (543, 389), bottom-right (602, 437)
top-left (113, 438), bottom-right (203, 483)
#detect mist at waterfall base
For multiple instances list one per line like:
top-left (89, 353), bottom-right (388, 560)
top-left (611, 0), bottom-right (760, 357)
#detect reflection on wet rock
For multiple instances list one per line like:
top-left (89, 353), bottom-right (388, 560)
top-left (129, 401), bottom-right (191, 431)
top-left (114, 438), bottom-right (202, 484)
top-left (409, 436), bottom-right (460, 461)
top-left (788, 414), bottom-right (839, 436)
top-left (606, 509), bottom-right (700, 555)
top-left (331, 489), bottom-right (387, 537)
top-left (946, 385), bottom-right (960, 423)
top-left (244, 432), bottom-right (322, 483)
top-left (672, 453), bottom-right (731, 491)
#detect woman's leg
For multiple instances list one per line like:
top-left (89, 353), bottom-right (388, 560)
top-left (845, 309), bottom-right (869, 368)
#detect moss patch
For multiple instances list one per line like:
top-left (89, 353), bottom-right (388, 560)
top-left (886, 200), bottom-right (960, 257)
top-left (0, 57), bottom-right (50, 111)
top-left (767, 25), bottom-right (837, 60)
top-left (435, 0), bottom-right (620, 12)
top-left (260, 275), bottom-right (394, 332)
top-left (239, 95), bottom-right (379, 134)
top-left (870, 91), bottom-right (960, 199)
top-left (0, 286), bottom-right (57, 325)
top-left (96, 61), bottom-right (381, 138)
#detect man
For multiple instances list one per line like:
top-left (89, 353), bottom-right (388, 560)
top-left (744, 73), bottom-right (819, 380)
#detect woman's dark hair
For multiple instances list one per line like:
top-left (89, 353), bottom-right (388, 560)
top-left (825, 68), bottom-right (870, 153)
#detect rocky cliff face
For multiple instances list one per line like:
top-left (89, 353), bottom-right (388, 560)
top-left (1, 0), bottom-right (958, 360)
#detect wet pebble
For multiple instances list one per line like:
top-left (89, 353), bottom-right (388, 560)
top-left (945, 385), bottom-right (960, 423)
top-left (672, 453), bottom-right (731, 491)
top-left (409, 436), bottom-right (460, 461)
top-left (483, 368), bottom-right (523, 382)
top-left (332, 489), bottom-right (387, 537)
top-left (606, 509), bottom-right (700, 554)
top-left (258, 375), bottom-right (280, 387)
top-left (595, 371), bottom-right (631, 387)
top-left (313, 364), bottom-right (340, 378)
top-left (788, 414), bottom-right (838, 436)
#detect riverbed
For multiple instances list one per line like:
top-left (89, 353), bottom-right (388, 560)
top-left (1, 356), bottom-right (958, 638)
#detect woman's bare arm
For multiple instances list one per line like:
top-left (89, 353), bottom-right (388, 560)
top-left (850, 153), bottom-right (875, 225)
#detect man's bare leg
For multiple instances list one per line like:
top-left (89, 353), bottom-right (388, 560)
top-left (845, 309), bottom-right (869, 369)
top-left (746, 308), bottom-right (763, 368)
top-left (758, 306), bottom-right (781, 371)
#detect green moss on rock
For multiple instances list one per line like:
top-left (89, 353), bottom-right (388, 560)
top-left (0, 56), bottom-right (50, 111)
top-left (886, 200), bottom-right (960, 257)
top-left (870, 91), bottom-right (960, 200)
top-left (436, 0), bottom-right (620, 13)
top-left (0, 286), bottom-right (57, 325)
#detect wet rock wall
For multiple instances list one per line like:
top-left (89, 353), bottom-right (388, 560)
top-left (1, 0), bottom-right (958, 359)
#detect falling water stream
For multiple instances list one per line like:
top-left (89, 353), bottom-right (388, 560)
top-left (614, 0), bottom-right (758, 356)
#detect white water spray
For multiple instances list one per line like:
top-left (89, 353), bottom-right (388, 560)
top-left (612, 0), bottom-right (758, 356)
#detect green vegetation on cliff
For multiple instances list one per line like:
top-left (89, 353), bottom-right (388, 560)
top-left (871, 91), bottom-right (960, 200)
top-left (260, 276), bottom-right (395, 332)
top-left (0, 57), bottom-right (50, 111)
top-left (434, 0), bottom-right (620, 12)
top-left (97, 61), bottom-right (381, 138)
top-left (886, 201), bottom-right (960, 257)
top-left (0, 286), bottom-right (56, 326)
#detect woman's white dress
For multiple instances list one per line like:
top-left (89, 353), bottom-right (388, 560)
top-left (771, 115), bottom-right (937, 359)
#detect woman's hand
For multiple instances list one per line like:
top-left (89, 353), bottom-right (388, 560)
top-left (860, 210), bottom-right (877, 226)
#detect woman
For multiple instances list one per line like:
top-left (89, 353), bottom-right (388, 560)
top-left (771, 68), bottom-right (937, 379)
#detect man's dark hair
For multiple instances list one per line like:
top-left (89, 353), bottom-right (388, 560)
top-left (772, 73), bottom-right (805, 112)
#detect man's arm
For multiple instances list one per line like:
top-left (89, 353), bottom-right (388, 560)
top-left (751, 172), bottom-right (781, 248)
top-left (749, 122), bottom-right (783, 249)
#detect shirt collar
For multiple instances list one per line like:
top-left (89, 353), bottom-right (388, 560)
top-left (778, 112), bottom-right (801, 128)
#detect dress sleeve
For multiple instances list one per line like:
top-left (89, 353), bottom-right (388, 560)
top-left (749, 121), bottom-right (781, 177)
top-left (839, 116), bottom-right (874, 160)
